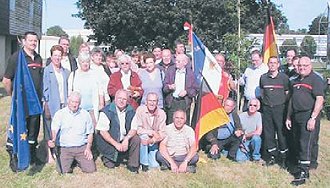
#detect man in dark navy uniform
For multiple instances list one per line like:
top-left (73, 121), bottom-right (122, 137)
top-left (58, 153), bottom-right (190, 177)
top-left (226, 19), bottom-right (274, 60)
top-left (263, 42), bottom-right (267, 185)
top-left (260, 56), bottom-right (289, 167)
top-left (286, 56), bottom-right (324, 186)
top-left (2, 31), bottom-right (43, 171)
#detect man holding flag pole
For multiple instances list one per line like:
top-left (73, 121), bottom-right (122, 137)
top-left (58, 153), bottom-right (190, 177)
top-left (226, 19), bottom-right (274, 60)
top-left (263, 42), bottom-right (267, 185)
top-left (2, 31), bottom-right (43, 172)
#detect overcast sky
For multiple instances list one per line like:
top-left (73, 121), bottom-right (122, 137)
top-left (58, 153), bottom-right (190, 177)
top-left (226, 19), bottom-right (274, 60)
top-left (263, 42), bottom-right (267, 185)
top-left (43, 0), bottom-right (329, 32)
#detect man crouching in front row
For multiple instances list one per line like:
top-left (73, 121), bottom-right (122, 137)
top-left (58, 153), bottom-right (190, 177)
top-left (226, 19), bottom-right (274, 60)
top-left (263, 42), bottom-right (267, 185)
top-left (156, 110), bottom-right (199, 173)
top-left (49, 91), bottom-right (96, 173)
top-left (95, 89), bottom-right (140, 173)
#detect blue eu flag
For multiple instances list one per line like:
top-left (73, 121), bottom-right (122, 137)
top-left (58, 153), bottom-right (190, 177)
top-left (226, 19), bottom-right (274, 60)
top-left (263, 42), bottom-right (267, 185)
top-left (7, 50), bottom-right (42, 170)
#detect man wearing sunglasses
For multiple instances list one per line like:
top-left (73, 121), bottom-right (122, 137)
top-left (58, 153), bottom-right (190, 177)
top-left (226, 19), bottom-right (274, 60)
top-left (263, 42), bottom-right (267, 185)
top-left (236, 98), bottom-right (262, 162)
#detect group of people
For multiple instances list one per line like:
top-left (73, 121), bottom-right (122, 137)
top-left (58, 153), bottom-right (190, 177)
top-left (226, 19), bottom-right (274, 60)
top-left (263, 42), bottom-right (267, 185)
top-left (2, 31), bottom-right (325, 186)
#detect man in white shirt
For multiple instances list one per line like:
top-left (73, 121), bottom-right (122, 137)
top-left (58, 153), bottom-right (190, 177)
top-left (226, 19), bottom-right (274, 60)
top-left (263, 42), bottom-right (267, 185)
top-left (95, 89), bottom-right (140, 173)
top-left (239, 50), bottom-right (268, 111)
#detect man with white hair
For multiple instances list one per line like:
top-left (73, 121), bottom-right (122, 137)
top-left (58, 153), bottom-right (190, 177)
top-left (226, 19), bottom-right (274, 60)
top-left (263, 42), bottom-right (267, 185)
top-left (108, 54), bottom-right (143, 109)
top-left (49, 91), bottom-right (96, 174)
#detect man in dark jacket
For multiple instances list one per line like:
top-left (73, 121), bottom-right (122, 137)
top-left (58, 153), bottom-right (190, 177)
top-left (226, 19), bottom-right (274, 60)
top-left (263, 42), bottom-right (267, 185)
top-left (205, 98), bottom-right (243, 161)
top-left (163, 54), bottom-right (198, 125)
top-left (95, 89), bottom-right (140, 173)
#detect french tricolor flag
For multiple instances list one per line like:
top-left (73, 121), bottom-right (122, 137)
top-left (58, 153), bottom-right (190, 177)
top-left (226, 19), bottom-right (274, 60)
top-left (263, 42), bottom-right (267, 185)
top-left (192, 32), bottom-right (222, 95)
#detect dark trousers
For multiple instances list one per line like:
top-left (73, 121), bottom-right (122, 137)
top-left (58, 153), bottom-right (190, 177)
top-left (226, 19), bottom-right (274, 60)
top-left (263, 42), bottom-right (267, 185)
top-left (208, 135), bottom-right (240, 160)
top-left (242, 97), bottom-right (249, 112)
top-left (156, 152), bottom-right (199, 168)
top-left (27, 115), bottom-right (41, 145)
top-left (166, 98), bottom-right (190, 126)
top-left (262, 104), bottom-right (287, 158)
top-left (293, 111), bottom-right (320, 171)
top-left (102, 135), bottom-right (140, 168)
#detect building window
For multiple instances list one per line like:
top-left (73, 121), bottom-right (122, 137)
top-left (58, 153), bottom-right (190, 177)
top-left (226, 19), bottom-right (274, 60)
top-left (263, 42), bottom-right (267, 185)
top-left (9, 0), bottom-right (15, 11)
top-left (30, 1), bottom-right (34, 18)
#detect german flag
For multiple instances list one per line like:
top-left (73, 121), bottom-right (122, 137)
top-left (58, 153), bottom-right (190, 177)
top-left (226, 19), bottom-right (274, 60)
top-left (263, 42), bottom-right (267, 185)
top-left (192, 77), bottom-right (229, 145)
top-left (263, 5), bottom-right (278, 63)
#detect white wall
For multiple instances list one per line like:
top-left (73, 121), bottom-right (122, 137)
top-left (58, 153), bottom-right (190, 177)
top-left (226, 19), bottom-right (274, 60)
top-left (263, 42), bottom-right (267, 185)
top-left (38, 35), bottom-right (59, 62)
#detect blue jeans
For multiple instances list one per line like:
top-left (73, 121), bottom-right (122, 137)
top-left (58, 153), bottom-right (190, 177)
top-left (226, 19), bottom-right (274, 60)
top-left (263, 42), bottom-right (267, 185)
top-left (140, 134), bottom-right (159, 167)
top-left (236, 135), bottom-right (261, 162)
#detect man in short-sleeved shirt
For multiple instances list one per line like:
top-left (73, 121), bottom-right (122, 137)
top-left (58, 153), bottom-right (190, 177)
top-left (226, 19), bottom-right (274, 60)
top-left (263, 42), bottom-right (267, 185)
top-left (95, 89), bottom-right (140, 173)
top-left (236, 99), bottom-right (262, 162)
top-left (260, 56), bottom-right (289, 167)
top-left (156, 110), bottom-right (199, 173)
top-left (49, 91), bottom-right (96, 173)
top-left (239, 50), bottom-right (268, 111)
top-left (3, 31), bottom-right (43, 171)
top-left (286, 56), bottom-right (324, 186)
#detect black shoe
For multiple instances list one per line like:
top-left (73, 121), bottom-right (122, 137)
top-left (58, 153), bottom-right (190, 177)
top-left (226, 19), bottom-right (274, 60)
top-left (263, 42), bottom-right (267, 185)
top-left (101, 156), bottom-right (115, 169)
top-left (186, 165), bottom-right (196, 173)
top-left (141, 165), bottom-right (149, 172)
top-left (310, 162), bottom-right (318, 170)
top-left (160, 164), bottom-right (169, 171)
top-left (264, 156), bottom-right (276, 166)
top-left (291, 171), bottom-right (309, 186)
top-left (279, 159), bottom-right (287, 170)
top-left (127, 165), bottom-right (139, 173)
top-left (9, 154), bottom-right (18, 173)
top-left (227, 156), bottom-right (236, 162)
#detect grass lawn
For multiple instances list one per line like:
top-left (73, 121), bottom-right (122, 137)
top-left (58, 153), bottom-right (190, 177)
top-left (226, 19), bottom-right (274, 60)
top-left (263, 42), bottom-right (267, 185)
top-left (0, 84), bottom-right (329, 188)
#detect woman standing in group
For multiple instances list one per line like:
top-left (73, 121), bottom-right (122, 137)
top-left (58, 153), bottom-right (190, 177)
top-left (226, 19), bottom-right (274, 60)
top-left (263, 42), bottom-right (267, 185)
top-left (139, 53), bottom-right (164, 108)
top-left (68, 52), bottom-right (102, 127)
top-left (43, 45), bottom-right (70, 162)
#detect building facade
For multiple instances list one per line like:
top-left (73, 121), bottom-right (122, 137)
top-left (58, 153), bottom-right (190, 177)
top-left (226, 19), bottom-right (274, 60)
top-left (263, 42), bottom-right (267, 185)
top-left (247, 34), bottom-right (327, 58)
top-left (0, 0), bottom-right (42, 79)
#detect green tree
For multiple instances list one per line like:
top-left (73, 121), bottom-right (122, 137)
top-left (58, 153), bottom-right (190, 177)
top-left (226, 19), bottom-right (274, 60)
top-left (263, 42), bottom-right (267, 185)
top-left (279, 38), bottom-right (298, 58)
top-left (300, 36), bottom-right (317, 58)
top-left (46, 25), bottom-right (68, 37)
top-left (221, 33), bottom-right (253, 76)
top-left (308, 15), bottom-right (328, 35)
top-left (70, 35), bottom-right (84, 57)
top-left (75, 0), bottom-right (287, 51)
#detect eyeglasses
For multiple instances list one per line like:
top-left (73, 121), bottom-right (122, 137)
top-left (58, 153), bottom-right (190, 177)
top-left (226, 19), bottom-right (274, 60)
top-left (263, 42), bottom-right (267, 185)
top-left (298, 64), bottom-right (311, 67)
top-left (249, 104), bottom-right (257, 107)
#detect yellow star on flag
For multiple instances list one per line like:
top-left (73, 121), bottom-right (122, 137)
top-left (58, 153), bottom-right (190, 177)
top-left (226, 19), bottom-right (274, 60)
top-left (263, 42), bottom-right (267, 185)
top-left (20, 133), bottom-right (27, 141)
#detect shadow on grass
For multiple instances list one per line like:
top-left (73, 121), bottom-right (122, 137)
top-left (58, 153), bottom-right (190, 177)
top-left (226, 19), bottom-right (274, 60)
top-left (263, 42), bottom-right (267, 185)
top-left (27, 140), bottom-right (49, 176)
top-left (0, 87), bottom-right (8, 99)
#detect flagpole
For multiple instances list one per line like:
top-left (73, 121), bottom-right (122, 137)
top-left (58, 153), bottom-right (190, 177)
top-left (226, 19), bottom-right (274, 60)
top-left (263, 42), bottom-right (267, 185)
top-left (190, 16), bottom-right (194, 72)
top-left (236, 0), bottom-right (241, 111)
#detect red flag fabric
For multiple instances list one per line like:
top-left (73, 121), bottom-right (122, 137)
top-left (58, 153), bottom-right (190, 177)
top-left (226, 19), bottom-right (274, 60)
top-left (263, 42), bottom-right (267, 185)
top-left (183, 22), bottom-right (193, 44)
top-left (263, 14), bottom-right (278, 63)
top-left (192, 77), bottom-right (229, 145)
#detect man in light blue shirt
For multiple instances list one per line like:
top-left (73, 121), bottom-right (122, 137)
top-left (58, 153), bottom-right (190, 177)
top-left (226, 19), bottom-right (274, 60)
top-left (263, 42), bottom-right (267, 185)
top-left (49, 91), bottom-right (96, 173)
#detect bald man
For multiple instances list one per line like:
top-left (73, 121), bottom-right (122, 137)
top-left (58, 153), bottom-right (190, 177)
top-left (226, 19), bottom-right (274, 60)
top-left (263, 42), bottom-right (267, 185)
top-left (286, 56), bottom-right (324, 185)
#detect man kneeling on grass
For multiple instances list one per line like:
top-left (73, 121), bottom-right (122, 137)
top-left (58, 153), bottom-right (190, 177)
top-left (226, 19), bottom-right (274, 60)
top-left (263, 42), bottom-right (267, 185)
top-left (204, 98), bottom-right (243, 161)
top-left (95, 89), bottom-right (140, 173)
top-left (49, 91), bottom-right (96, 173)
top-left (156, 110), bottom-right (199, 173)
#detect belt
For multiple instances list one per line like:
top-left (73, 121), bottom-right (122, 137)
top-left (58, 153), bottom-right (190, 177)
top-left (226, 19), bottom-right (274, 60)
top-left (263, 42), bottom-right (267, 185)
top-left (60, 144), bottom-right (86, 148)
top-left (173, 96), bottom-right (185, 100)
